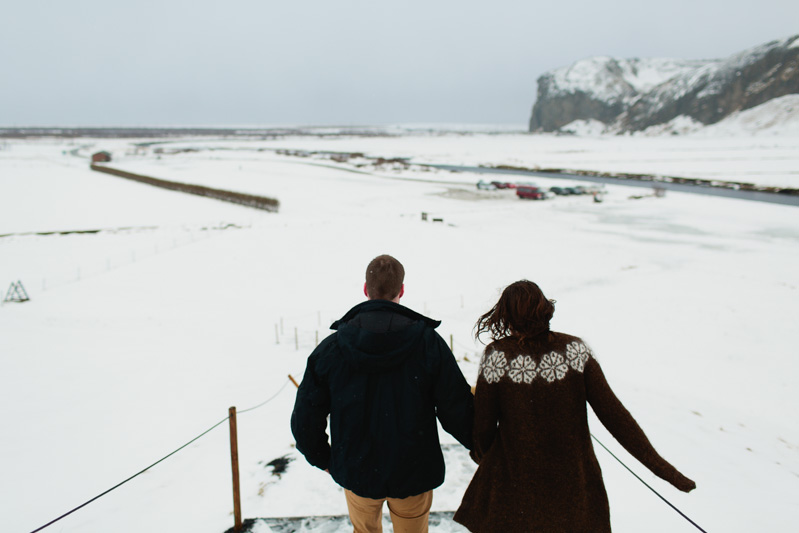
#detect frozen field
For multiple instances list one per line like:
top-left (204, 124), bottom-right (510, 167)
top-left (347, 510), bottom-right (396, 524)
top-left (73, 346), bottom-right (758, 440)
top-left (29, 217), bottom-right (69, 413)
top-left (79, 127), bottom-right (799, 189)
top-left (1, 133), bottom-right (798, 533)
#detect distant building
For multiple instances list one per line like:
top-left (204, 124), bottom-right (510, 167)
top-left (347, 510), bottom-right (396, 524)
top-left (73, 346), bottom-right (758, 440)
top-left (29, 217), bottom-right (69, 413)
top-left (92, 151), bottom-right (112, 163)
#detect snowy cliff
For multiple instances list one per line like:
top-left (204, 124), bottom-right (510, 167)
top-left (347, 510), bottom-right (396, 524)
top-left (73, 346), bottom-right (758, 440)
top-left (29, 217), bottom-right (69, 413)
top-left (529, 35), bottom-right (799, 134)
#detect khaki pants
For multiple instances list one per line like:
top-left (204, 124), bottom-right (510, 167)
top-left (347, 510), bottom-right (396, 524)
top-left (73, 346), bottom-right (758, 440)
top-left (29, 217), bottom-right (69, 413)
top-left (344, 489), bottom-right (433, 533)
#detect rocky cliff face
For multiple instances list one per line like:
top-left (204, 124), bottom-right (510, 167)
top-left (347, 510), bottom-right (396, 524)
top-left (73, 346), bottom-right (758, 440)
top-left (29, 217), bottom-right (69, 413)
top-left (529, 35), bottom-right (799, 133)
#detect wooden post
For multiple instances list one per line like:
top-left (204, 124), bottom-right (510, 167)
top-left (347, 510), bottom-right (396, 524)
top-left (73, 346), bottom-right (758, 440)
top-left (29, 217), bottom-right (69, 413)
top-left (229, 407), bottom-right (242, 532)
top-left (450, 334), bottom-right (454, 353)
top-left (288, 374), bottom-right (299, 388)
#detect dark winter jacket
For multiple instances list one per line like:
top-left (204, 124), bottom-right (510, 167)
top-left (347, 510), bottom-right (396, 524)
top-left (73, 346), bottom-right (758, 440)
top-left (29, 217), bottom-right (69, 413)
top-left (454, 333), bottom-right (695, 532)
top-left (290, 299), bottom-right (474, 499)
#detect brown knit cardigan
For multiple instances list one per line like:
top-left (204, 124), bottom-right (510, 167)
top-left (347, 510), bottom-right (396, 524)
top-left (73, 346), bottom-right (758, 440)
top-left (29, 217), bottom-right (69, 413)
top-left (453, 332), bottom-right (695, 532)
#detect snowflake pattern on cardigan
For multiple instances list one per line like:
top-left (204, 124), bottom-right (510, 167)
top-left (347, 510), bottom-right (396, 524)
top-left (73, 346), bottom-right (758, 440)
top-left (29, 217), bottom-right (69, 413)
top-left (480, 343), bottom-right (592, 385)
top-left (566, 341), bottom-right (591, 372)
top-left (509, 355), bottom-right (536, 383)
top-left (482, 350), bottom-right (508, 383)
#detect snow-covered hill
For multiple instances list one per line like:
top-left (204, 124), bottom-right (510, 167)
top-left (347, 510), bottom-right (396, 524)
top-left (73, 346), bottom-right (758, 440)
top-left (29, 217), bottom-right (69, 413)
top-left (530, 34), bottom-right (799, 134)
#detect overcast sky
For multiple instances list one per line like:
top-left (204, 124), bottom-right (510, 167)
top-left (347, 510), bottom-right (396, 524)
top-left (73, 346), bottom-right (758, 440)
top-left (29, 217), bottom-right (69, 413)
top-left (1, 0), bottom-right (797, 127)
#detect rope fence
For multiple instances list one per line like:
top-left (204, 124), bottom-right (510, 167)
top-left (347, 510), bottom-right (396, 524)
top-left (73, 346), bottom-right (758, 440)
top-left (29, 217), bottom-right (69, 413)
top-left (25, 332), bottom-right (706, 533)
top-left (590, 435), bottom-right (707, 532)
top-left (28, 376), bottom-right (295, 533)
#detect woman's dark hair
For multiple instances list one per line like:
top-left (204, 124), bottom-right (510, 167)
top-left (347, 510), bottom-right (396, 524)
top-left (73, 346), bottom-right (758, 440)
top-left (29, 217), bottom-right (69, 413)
top-left (475, 280), bottom-right (555, 344)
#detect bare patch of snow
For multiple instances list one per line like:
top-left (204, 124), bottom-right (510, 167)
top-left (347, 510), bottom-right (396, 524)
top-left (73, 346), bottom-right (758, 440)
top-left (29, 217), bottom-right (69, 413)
top-left (560, 119), bottom-right (609, 136)
top-left (637, 116), bottom-right (704, 137)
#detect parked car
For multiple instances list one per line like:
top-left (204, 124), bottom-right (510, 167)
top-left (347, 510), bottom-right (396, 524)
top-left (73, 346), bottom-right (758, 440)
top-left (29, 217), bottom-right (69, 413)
top-left (477, 180), bottom-right (497, 190)
top-left (549, 186), bottom-right (567, 195)
top-left (491, 181), bottom-right (517, 189)
top-left (516, 186), bottom-right (546, 200)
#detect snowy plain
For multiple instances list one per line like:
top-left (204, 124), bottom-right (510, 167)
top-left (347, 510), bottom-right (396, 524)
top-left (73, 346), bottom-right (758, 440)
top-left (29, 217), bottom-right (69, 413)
top-left (1, 129), bottom-right (798, 533)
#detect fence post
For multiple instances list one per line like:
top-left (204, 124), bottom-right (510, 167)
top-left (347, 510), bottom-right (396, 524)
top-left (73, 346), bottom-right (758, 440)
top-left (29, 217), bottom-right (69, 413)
top-left (229, 407), bottom-right (242, 532)
top-left (450, 334), bottom-right (454, 353)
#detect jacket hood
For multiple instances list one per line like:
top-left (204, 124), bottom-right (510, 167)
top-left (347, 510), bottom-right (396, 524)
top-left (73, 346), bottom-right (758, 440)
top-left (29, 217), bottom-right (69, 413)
top-left (332, 300), bottom-right (440, 372)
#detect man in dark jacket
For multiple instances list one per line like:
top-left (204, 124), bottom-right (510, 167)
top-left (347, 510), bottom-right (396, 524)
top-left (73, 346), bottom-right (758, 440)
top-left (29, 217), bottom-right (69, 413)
top-left (291, 254), bottom-right (474, 532)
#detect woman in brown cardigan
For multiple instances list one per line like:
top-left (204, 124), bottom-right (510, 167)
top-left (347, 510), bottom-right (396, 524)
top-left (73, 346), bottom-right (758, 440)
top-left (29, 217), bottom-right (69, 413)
top-left (454, 280), bottom-right (696, 532)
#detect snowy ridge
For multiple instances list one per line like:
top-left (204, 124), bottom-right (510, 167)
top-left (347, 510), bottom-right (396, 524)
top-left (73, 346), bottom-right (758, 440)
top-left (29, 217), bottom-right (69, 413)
top-left (547, 57), bottom-right (712, 103)
top-left (531, 34), bottom-right (799, 133)
top-left (625, 34), bottom-right (799, 128)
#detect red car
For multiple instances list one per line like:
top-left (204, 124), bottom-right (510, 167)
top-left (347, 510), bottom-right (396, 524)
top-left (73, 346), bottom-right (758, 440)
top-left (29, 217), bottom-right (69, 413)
top-left (491, 181), bottom-right (517, 189)
top-left (516, 186), bottom-right (545, 200)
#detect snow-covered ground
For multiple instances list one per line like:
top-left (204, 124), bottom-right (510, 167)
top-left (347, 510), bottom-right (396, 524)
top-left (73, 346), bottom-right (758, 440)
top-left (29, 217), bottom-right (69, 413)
top-left (1, 132), bottom-right (798, 533)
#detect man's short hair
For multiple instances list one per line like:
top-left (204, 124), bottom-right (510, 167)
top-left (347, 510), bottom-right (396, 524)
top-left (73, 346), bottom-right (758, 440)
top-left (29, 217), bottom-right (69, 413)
top-left (365, 255), bottom-right (405, 300)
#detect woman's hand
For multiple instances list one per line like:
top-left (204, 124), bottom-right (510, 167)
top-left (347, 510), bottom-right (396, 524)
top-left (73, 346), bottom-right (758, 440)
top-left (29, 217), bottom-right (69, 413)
top-left (673, 472), bottom-right (696, 493)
